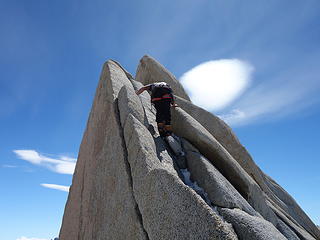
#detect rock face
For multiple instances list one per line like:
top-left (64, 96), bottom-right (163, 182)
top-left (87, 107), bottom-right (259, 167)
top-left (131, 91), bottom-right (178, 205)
top-left (59, 57), bottom-right (320, 240)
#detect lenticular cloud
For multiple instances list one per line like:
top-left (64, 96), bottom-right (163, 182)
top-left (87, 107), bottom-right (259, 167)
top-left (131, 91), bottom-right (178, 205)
top-left (180, 59), bottom-right (254, 111)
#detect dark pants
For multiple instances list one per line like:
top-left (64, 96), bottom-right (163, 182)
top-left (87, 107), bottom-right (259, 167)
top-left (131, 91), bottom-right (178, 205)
top-left (153, 99), bottom-right (171, 125)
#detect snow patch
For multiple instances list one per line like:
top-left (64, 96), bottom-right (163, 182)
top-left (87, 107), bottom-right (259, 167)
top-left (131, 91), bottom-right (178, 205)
top-left (180, 168), bottom-right (220, 216)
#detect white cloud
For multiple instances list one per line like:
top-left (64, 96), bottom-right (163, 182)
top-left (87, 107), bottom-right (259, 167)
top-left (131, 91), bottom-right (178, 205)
top-left (180, 59), bottom-right (254, 111)
top-left (14, 150), bottom-right (43, 164)
top-left (17, 237), bottom-right (49, 240)
top-left (13, 150), bottom-right (76, 175)
top-left (41, 183), bottom-right (70, 192)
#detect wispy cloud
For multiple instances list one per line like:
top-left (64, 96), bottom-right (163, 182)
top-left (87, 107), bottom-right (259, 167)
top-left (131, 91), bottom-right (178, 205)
top-left (2, 164), bottom-right (35, 173)
top-left (219, 64), bottom-right (320, 126)
top-left (218, 109), bottom-right (246, 126)
top-left (17, 237), bottom-right (49, 240)
top-left (180, 59), bottom-right (254, 111)
top-left (13, 150), bottom-right (76, 175)
top-left (41, 183), bottom-right (69, 192)
top-left (2, 164), bottom-right (18, 168)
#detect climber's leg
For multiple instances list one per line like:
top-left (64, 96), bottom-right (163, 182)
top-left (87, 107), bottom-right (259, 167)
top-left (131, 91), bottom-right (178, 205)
top-left (157, 122), bottom-right (166, 137)
top-left (154, 99), bottom-right (172, 137)
top-left (162, 99), bottom-right (172, 136)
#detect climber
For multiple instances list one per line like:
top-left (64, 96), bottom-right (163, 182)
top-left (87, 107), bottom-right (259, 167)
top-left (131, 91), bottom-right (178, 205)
top-left (136, 82), bottom-right (178, 137)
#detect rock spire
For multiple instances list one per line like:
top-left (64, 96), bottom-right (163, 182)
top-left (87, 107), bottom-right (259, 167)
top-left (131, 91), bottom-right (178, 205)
top-left (59, 56), bottom-right (320, 240)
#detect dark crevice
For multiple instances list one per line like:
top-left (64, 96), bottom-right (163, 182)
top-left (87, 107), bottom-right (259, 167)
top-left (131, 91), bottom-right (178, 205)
top-left (114, 99), bottom-right (150, 240)
top-left (171, 138), bottom-right (220, 211)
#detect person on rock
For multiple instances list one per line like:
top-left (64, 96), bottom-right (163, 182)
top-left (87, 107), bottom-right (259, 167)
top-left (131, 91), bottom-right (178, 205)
top-left (136, 82), bottom-right (178, 137)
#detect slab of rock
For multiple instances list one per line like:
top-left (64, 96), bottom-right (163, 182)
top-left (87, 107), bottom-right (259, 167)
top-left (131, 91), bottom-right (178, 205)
top-left (182, 139), bottom-right (300, 240)
top-left (175, 96), bottom-right (277, 196)
top-left (171, 107), bottom-right (253, 198)
top-left (171, 107), bottom-right (280, 226)
top-left (118, 85), bottom-right (146, 127)
top-left (176, 95), bottom-right (320, 239)
top-left (122, 113), bottom-right (238, 240)
top-left (135, 55), bottom-right (190, 101)
top-left (185, 149), bottom-right (258, 217)
top-left (59, 61), bottom-right (148, 240)
top-left (220, 208), bottom-right (286, 240)
top-left (175, 96), bottom-right (268, 190)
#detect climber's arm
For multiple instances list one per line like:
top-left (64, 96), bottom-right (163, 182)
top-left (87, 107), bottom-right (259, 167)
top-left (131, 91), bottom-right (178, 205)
top-left (136, 86), bottom-right (150, 95)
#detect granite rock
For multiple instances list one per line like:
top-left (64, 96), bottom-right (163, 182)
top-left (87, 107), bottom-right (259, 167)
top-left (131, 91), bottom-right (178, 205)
top-left (59, 60), bottom-right (148, 240)
top-left (175, 96), bottom-right (320, 239)
top-left (220, 208), bottom-right (286, 240)
top-left (185, 147), bottom-right (258, 217)
top-left (121, 113), bottom-right (238, 239)
top-left (59, 56), bottom-right (320, 240)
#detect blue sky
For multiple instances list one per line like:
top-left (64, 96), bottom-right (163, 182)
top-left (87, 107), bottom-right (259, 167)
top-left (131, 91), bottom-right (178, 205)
top-left (1, 0), bottom-right (320, 239)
